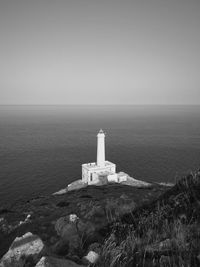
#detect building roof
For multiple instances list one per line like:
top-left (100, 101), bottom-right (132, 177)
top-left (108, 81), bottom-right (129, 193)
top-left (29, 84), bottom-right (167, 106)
top-left (82, 161), bottom-right (115, 170)
top-left (99, 129), bottom-right (104, 134)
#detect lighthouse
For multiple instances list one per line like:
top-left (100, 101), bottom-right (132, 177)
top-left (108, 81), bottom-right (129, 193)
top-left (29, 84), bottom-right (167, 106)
top-left (66, 129), bottom-right (148, 191)
top-left (81, 129), bottom-right (117, 184)
top-left (97, 129), bottom-right (105, 167)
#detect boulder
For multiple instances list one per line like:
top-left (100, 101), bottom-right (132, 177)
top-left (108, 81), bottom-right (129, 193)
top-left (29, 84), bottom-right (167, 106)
top-left (35, 256), bottom-right (84, 267)
top-left (82, 251), bottom-right (100, 265)
top-left (0, 232), bottom-right (46, 267)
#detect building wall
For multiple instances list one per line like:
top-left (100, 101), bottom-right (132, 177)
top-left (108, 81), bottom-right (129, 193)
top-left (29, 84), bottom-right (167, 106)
top-left (110, 165), bottom-right (116, 174)
top-left (82, 162), bottom-right (116, 184)
top-left (88, 172), bottom-right (100, 185)
top-left (117, 172), bottom-right (128, 182)
top-left (82, 166), bottom-right (89, 183)
top-left (107, 173), bottom-right (118, 183)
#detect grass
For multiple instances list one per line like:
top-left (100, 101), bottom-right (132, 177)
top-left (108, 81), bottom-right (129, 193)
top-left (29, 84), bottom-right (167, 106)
top-left (1, 171), bottom-right (199, 266)
top-left (97, 171), bottom-right (200, 267)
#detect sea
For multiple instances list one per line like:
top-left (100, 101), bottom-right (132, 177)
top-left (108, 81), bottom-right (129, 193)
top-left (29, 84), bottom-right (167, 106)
top-left (0, 105), bottom-right (200, 206)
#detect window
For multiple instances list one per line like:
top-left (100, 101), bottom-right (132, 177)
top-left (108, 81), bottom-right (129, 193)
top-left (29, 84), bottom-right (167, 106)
top-left (90, 173), bottom-right (92, 181)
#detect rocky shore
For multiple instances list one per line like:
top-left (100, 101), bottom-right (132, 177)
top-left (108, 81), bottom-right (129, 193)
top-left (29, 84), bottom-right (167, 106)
top-left (1, 172), bottom-right (199, 266)
top-left (0, 180), bottom-right (167, 266)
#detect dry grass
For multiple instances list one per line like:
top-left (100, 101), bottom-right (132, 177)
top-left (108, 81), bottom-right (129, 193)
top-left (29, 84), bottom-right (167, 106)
top-left (98, 171), bottom-right (200, 267)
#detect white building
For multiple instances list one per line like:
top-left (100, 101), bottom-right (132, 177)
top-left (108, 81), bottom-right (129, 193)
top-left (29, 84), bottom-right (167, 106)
top-left (82, 129), bottom-right (118, 185)
top-left (65, 129), bottom-right (151, 191)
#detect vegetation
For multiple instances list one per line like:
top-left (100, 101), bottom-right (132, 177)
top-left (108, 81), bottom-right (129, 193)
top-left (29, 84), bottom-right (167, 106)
top-left (1, 171), bottom-right (200, 266)
top-left (97, 171), bottom-right (200, 266)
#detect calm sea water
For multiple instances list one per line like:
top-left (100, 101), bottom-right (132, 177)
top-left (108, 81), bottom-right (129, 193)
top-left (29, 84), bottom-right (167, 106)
top-left (0, 105), bottom-right (200, 206)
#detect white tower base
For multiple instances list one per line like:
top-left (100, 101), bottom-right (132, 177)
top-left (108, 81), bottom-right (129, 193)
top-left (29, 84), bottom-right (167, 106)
top-left (82, 161), bottom-right (116, 185)
top-left (82, 129), bottom-right (116, 185)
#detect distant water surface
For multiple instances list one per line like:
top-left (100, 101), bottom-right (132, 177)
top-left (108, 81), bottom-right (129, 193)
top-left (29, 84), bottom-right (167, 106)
top-left (0, 105), bottom-right (200, 205)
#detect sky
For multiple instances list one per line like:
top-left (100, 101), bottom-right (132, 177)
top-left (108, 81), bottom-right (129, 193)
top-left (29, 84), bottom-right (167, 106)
top-left (0, 0), bottom-right (199, 105)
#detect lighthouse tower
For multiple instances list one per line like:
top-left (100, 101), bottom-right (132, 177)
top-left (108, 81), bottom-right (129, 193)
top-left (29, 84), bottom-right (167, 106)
top-left (82, 129), bottom-right (117, 184)
top-left (67, 129), bottom-right (146, 191)
top-left (97, 129), bottom-right (105, 167)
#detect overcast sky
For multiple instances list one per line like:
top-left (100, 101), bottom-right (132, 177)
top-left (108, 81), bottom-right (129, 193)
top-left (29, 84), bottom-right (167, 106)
top-left (0, 0), bottom-right (199, 105)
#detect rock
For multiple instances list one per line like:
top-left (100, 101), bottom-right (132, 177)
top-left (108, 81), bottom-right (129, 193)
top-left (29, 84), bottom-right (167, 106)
top-left (15, 214), bottom-right (32, 228)
top-left (82, 251), bottom-right (100, 265)
top-left (69, 214), bottom-right (79, 223)
top-left (157, 182), bottom-right (174, 187)
top-left (25, 214), bottom-right (31, 222)
top-left (35, 256), bottom-right (84, 267)
top-left (0, 232), bottom-right (46, 267)
top-left (67, 180), bottom-right (87, 191)
top-left (0, 218), bottom-right (13, 234)
top-left (53, 188), bottom-right (68, 195)
top-left (121, 176), bottom-right (151, 187)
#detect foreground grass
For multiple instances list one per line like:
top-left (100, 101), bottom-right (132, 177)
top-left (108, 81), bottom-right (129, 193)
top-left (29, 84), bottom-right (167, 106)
top-left (98, 171), bottom-right (200, 266)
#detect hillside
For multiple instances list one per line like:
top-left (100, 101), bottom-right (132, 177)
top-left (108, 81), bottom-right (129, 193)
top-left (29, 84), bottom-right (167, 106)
top-left (98, 171), bottom-right (200, 266)
top-left (0, 171), bottom-right (200, 266)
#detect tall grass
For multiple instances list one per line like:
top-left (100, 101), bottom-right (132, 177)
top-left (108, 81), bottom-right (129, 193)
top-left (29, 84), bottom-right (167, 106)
top-left (98, 171), bottom-right (200, 267)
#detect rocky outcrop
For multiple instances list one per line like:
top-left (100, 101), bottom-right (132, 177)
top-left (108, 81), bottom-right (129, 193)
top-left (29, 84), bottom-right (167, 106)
top-left (0, 183), bottom-right (168, 266)
top-left (0, 232), bottom-right (46, 267)
top-left (67, 180), bottom-right (87, 192)
top-left (35, 256), bottom-right (84, 267)
top-left (121, 176), bottom-right (151, 187)
top-left (63, 176), bottom-right (151, 193)
top-left (53, 188), bottom-right (68, 195)
top-left (0, 214), bottom-right (32, 235)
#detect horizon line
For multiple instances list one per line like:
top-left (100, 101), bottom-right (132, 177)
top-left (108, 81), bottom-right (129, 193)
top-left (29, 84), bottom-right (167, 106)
top-left (0, 104), bottom-right (200, 107)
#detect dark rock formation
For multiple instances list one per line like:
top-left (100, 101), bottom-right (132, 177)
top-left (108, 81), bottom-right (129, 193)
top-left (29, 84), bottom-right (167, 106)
top-left (0, 183), bottom-right (167, 266)
top-left (0, 232), bottom-right (46, 267)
